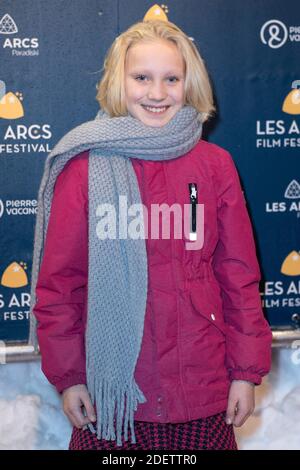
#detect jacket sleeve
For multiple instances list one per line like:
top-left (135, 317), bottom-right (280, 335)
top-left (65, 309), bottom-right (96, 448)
top-left (33, 152), bottom-right (89, 393)
top-left (212, 150), bottom-right (272, 385)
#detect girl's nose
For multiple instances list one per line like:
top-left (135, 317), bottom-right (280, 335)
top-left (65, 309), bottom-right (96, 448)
top-left (147, 81), bottom-right (167, 100)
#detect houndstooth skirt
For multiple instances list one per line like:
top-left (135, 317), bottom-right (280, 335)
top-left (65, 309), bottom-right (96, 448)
top-left (68, 411), bottom-right (238, 450)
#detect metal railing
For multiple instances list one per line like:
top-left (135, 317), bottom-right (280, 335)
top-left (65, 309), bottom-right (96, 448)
top-left (1, 328), bottom-right (300, 363)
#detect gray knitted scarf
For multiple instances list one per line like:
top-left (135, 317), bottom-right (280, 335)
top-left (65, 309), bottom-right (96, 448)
top-left (29, 105), bottom-right (203, 446)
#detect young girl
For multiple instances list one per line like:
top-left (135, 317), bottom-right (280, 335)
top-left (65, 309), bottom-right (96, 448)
top-left (29, 19), bottom-right (272, 451)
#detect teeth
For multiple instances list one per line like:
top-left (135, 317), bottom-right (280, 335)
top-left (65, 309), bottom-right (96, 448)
top-left (144, 106), bottom-right (167, 113)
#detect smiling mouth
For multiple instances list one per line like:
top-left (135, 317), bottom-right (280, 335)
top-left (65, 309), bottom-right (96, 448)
top-left (141, 105), bottom-right (170, 114)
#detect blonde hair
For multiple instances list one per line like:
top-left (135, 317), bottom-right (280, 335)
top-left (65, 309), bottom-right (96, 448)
top-left (96, 20), bottom-right (216, 122)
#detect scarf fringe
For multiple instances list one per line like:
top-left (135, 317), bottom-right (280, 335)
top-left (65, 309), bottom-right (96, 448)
top-left (87, 375), bottom-right (146, 447)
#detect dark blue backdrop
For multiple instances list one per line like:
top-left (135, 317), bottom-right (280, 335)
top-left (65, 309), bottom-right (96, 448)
top-left (0, 0), bottom-right (299, 343)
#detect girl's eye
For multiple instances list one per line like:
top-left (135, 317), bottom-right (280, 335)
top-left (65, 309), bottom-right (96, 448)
top-left (135, 75), bottom-right (148, 81)
top-left (168, 77), bottom-right (179, 83)
top-left (134, 75), bottom-right (179, 83)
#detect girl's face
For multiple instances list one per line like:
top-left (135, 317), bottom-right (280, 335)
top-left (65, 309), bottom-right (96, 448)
top-left (124, 39), bottom-right (185, 127)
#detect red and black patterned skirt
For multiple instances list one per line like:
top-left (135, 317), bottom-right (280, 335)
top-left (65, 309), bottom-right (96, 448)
top-left (69, 411), bottom-right (238, 450)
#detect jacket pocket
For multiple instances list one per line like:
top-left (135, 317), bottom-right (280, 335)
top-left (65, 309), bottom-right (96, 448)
top-left (189, 283), bottom-right (227, 336)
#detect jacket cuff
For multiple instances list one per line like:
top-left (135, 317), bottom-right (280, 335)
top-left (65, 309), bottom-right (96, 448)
top-left (229, 370), bottom-right (262, 385)
top-left (54, 373), bottom-right (87, 394)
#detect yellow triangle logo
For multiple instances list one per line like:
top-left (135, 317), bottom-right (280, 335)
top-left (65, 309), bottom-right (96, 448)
top-left (282, 81), bottom-right (300, 115)
top-left (0, 91), bottom-right (24, 119)
top-left (144, 4), bottom-right (168, 21)
top-left (281, 251), bottom-right (300, 276)
top-left (1, 262), bottom-right (28, 288)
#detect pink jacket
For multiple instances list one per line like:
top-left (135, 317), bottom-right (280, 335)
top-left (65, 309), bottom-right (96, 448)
top-left (33, 139), bottom-right (272, 423)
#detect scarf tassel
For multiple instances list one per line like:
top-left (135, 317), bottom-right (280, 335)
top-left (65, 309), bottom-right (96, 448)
top-left (87, 376), bottom-right (146, 447)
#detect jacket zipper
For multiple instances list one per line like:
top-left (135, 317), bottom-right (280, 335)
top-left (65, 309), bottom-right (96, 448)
top-left (188, 183), bottom-right (198, 240)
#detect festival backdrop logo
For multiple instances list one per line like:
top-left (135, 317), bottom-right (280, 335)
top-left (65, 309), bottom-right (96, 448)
top-left (0, 14), bottom-right (18, 34)
top-left (285, 180), bottom-right (300, 199)
top-left (281, 251), bottom-right (300, 277)
top-left (0, 12), bottom-right (39, 56)
top-left (256, 80), bottom-right (300, 149)
top-left (0, 80), bottom-right (52, 155)
top-left (282, 80), bottom-right (300, 115)
top-left (262, 250), bottom-right (300, 321)
top-left (1, 261), bottom-right (28, 288)
top-left (143, 4), bottom-right (169, 21)
top-left (260, 19), bottom-right (300, 48)
top-left (0, 197), bottom-right (37, 218)
top-left (0, 80), bottom-right (24, 119)
top-left (265, 179), bottom-right (300, 219)
top-left (143, 4), bottom-right (194, 41)
top-left (0, 260), bottom-right (30, 323)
